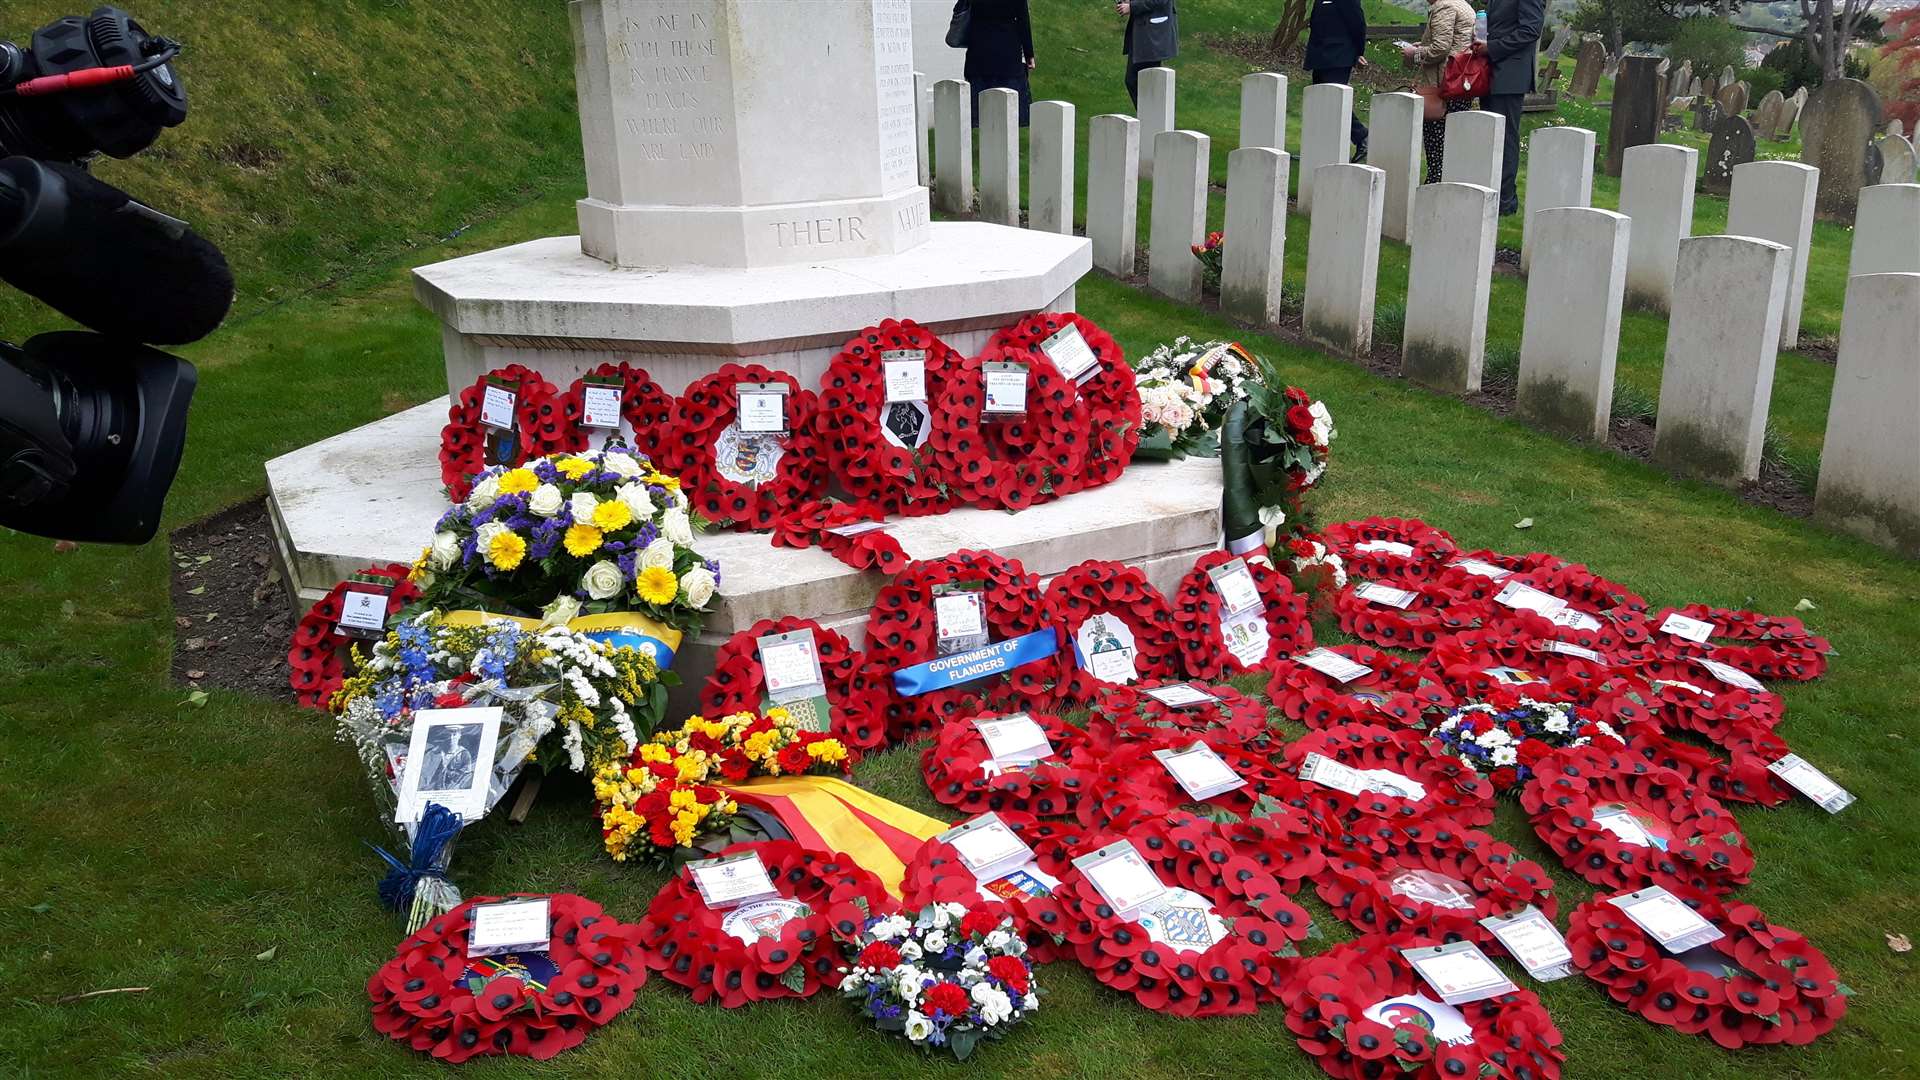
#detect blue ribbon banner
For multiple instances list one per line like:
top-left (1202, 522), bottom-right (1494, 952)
top-left (891, 631), bottom-right (1059, 697)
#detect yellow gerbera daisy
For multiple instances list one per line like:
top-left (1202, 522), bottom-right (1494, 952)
top-left (592, 499), bottom-right (634, 531)
top-left (496, 467), bottom-right (539, 494)
top-left (485, 529), bottom-right (527, 571)
top-left (564, 523), bottom-right (603, 557)
top-left (636, 565), bottom-right (678, 604)
top-left (555, 456), bottom-right (595, 480)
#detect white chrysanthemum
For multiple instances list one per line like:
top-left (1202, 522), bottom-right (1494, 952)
top-left (1491, 745), bottom-right (1519, 766)
top-left (973, 983), bottom-right (1013, 1024)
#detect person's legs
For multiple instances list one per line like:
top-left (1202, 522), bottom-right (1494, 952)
top-left (1422, 116), bottom-right (1446, 184)
top-left (1484, 93), bottom-right (1525, 213)
top-left (1126, 59), bottom-right (1150, 106)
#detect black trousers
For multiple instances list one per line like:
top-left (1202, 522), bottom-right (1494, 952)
top-left (1125, 58), bottom-right (1158, 106)
top-left (1481, 92), bottom-right (1525, 213)
top-left (1310, 67), bottom-right (1369, 150)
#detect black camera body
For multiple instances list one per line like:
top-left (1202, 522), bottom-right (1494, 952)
top-left (0, 6), bottom-right (186, 162)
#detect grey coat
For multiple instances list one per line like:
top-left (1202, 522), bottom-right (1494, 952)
top-left (1123, 0), bottom-right (1178, 63)
top-left (1484, 0), bottom-right (1547, 96)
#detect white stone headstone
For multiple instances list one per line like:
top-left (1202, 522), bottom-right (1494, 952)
top-left (914, 71), bottom-right (933, 186)
top-left (1653, 235), bottom-right (1791, 485)
top-left (1618, 144), bottom-right (1698, 312)
top-left (1442, 109), bottom-right (1505, 191)
top-left (978, 87), bottom-right (1021, 227)
top-left (932, 77), bottom-right (973, 214)
top-left (1303, 163), bottom-right (1385, 357)
top-left (1138, 67), bottom-right (1175, 180)
top-left (1521, 126), bottom-right (1596, 275)
top-left (1403, 182), bottom-right (1499, 393)
top-left (1088, 114), bottom-right (1141, 276)
top-left (1726, 161), bottom-right (1819, 349)
top-left (1816, 272), bottom-right (1920, 556)
top-left (1148, 129), bottom-right (1210, 303)
top-left (572, 0), bottom-right (929, 268)
top-left (1299, 82), bottom-right (1354, 215)
top-left (1240, 73), bottom-right (1289, 151)
top-left (1849, 184), bottom-right (1920, 276)
top-left (1370, 93), bottom-right (1425, 243)
top-left (1877, 134), bottom-right (1919, 184)
top-left (1222, 147), bottom-right (1290, 326)
top-left (1517, 207), bottom-right (1630, 441)
top-left (1030, 101), bottom-right (1076, 236)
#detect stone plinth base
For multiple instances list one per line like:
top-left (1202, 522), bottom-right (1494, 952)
top-left (412, 222), bottom-right (1091, 396)
top-left (265, 401), bottom-right (1224, 713)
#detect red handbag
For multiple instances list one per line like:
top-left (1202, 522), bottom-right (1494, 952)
top-left (1440, 50), bottom-right (1491, 100)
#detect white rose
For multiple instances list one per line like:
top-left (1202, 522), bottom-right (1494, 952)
top-left (680, 566), bottom-right (717, 608)
top-left (984, 929), bottom-right (1013, 951)
top-left (923, 929), bottom-right (949, 953)
top-left (640, 536), bottom-right (676, 571)
top-left (429, 531), bottom-right (461, 571)
top-left (973, 983), bottom-right (1013, 1024)
top-left (474, 521), bottom-right (508, 553)
top-left (662, 507), bottom-right (694, 546)
top-left (568, 491), bottom-right (599, 524)
top-left (616, 481), bottom-right (656, 520)
top-left (581, 560), bottom-right (625, 601)
top-left (541, 593), bottom-right (582, 626)
top-left (527, 483), bottom-right (564, 518)
top-left (465, 475), bottom-right (500, 511)
top-left (903, 1010), bottom-right (934, 1043)
top-left (1309, 400), bottom-right (1335, 444)
top-left (1163, 402), bottom-right (1195, 433)
top-left (897, 939), bottom-right (923, 961)
top-left (601, 450), bottom-right (643, 478)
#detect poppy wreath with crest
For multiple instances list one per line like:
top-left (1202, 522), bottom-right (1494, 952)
top-left (1171, 549), bottom-right (1312, 680)
top-left (1282, 724), bottom-right (1497, 843)
top-left (366, 893), bottom-right (646, 1063)
top-left (816, 320), bottom-right (964, 515)
top-left (1519, 743), bottom-right (1754, 896)
top-left (1279, 934), bottom-right (1565, 1080)
top-left (767, 498), bottom-right (913, 576)
top-left (1493, 562), bottom-right (1655, 654)
top-left (1266, 645), bottom-right (1455, 731)
top-left (1567, 885), bottom-right (1848, 1048)
top-left (1332, 576), bottom-right (1489, 652)
top-left (926, 345), bottom-right (1089, 512)
top-left (665, 364), bottom-right (826, 530)
top-left (440, 364), bottom-right (567, 503)
top-left (897, 829), bottom-right (1072, 964)
top-left (1049, 814), bottom-right (1315, 1016)
top-left (288, 563), bottom-right (421, 709)
top-left (860, 550), bottom-right (1068, 744)
top-left (556, 362), bottom-right (674, 462)
top-left (1645, 603), bottom-right (1832, 682)
top-left (1319, 516), bottom-right (1459, 586)
top-left (1313, 820), bottom-right (1558, 945)
top-left (920, 710), bottom-right (1095, 819)
top-left (986, 311), bottom-right (1140, 493)
top-left (636, 840), bottom-right (894, 1008)
top-left (695, 616), bottom-right (888, 754)
top-left (1041, 560), bottom-right (1181, 701)
top-left (1083, 679), bottom-right (1273, 753)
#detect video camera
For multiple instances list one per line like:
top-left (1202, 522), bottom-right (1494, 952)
top-left (0, 6), bottom-right (233, 544)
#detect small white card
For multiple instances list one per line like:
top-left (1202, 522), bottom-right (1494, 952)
top-left (1660, 612), bottom-right (1717, 643)
top-left (467, 897), bottom-right (551, 959)
top-left (1208, 558), bottom-right (1263, 614)
top-left (1768, 753), bottom-right (1854, 813)
top-left (1039, 323), bottom-right (1101, 383)
top-left (1609, 886), bottom-right (1725, 953)
top-left (941, 813), bottom-right (1034, 874)
top-left (479, 385), bottom-right (516, 430)
top-left (1072, 840), bottom-right (1168, 917)
top-left (1142, 683), bottom-right (1218, 709)
top-left (688, 851), bottom-right (779, 909)
top-left (581, 385), bottom-right (623, 429)
top-left (1538, 640), bottom-right (1604, 662)
top-left (1401, 941), bottom-right (1518, 1004)
top-left (1298, 752), bottom-right (1370, 795)
top-left (1355, 539), bottom-right (1416, 558)
top-left (1696, 657), bottom-right (1765, 692)
top-left (824, 520), bottom-right (890, 538)
top-left (1495, 580), bottom-right (1567, 615)
top-left (1220, 608), bottom-right (1271, 668)
top-left (882, 350), bottom-right (928, 403)
top-left (1088, 647), bottom-right (1139, 684)
top-left (1479, 906), bottom-right (1574, 981)
top-left (1297, 647), bottom-right (1375, 684)
top-left (1355, 581), bottom-right (1418, 610)
top-left (758, 630), bottom-right (826, 704)
top-left (983, 365), bottom-right (1028, 414)
top-left (736, 383), bottom-right (788, 433)
top-left (338, 589), bottom-right (389, 633)
top-left (1153, 742), bottom-right (1247, 801)
top-left (1548, 607), bottom-right (1603, 632)
top-left (1450, 558), bottom-right (1512, 580)
top-left (935, 591), bottom-right (987, 644)
top-left (974, 713), bottom-right (1053, 768)
top-left (1592, 804), bottom-right (1656, 848)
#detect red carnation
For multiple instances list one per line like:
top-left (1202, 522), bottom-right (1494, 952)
top-left (1491, 766), bottom-right (1520, 790)
top-left (1517, 738), bottom-right (1554, 765)
top-left (857, 941), bottom-right (902, 970)
top-left (1285, 404), bottom-right (1315, 435)
top-left (961, 909), bottom-right (1000, 939)
top-left (777, 744), bottom-right (813, 775)
top-left (987, 955), bottom-right (1030, 994)
top-left (718, 752), bottom-right (753, 782)
top-left (435, 692), bottom-right (467, 709)
top-left (923, 981), bottom-right (971, 1017)
top-left (1285, 386), bottom-right (1311, 405)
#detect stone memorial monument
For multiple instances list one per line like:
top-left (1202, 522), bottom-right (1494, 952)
top-left (1703, 116), bottom-right (1757, 196)
top-left (1570, 39), bottom-right (1605, 98)
top-left (1754, 89), bottom-right (1785, 139)
top-left (1802, 78), bottom-right (1885, 218)
top-left (1606, 56), bottom-right (1666, 176)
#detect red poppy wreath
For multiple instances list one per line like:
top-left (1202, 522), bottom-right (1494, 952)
top-left (1051, 816), bottom-right (1315, 1016)
top-left (366, 893), bottom-right (645, 1063)
top-left (1267, 645), bottom-right (1454, 731)
top-left (636, 840), bottom-right (893, 1007)
top-left (815, 319), bottom-right (964, 514)
top-left (926, 345), bottom-right (1089, 512)
top-left (1620, 655), bottom-right (1786, 730)
top-left (1041, 560), bottom-right (1181, 700)
top-left (1519, 743), bottom-right (1755, 895)
top-left (440, 364), bottom-right (567, 502)
top-left (987, 311), bottom-right (1140, 493)
top-left (1421, 615), bottom-right (1629, 704)
top-left (1428, 549), bottom-right (1569, 607)
top-left (767, 499), bottom-right (912, 576)
top-left (1567, 886), bottom-right (1848, 1048)
top-left (1280, 935), bottom-right (1565, 1080)
top-left (289, 563), bottom-right (422, 708)
top-left (897, 832), bottom-right (1073, 963)
top-left (1283, 724), bottom-right (1497, 841)
top-left (920, 711), bottom-right (1094, 818)
top-left (1333, 577), bottom-right (1489, 653)
top-left (1619, 723), bottom-right (1796, 809)
top-left (1314, 820), bottom-right (1558, 944)
top-left (666, 364), bottom-right (826, 530)
top-left (860, 550), bottom-right (1068, 743)
top-left (695, 615), bottom-right (889, 753)
top-left (1646, 603), bottom-right (1832, 681)
top-left (1319, 516), bottom-right (1458, 585)
top-left (1171, 550), bottom-right (1312, 680)
top-left (557, 361), bottom-right (674, 462)
top-left (1084, 679), bottom-right (1273, 753)
top-left (1075, 737), bottom-right (1300, 834)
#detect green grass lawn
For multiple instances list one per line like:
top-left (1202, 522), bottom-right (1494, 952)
top-left (3, 2), bottom-right (1917, 1077)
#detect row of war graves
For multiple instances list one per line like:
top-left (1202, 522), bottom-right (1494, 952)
top-left (909, 66), bottom-right (1920, 559)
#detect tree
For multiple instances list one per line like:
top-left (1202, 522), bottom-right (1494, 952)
top-left (1667, 15), bottom-right (1751, 74)
top-left (1269, 0), bottom-right (1311, 55)
top-left (1879, 5), bottom-right (1920, 129)
top-left (1734, 1), bottom-right (1884, 81)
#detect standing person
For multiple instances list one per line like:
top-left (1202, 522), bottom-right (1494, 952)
top-left (964, 0), bottom-right (1035, 128)
top-left (1477, 0), bottom-right (1547, 214)
top-left (1305, 0), bottom-right (1371, 161)
top-left (1118, 0), bottom-right (1178, 107)
top-left (1404, 0), bottom-right (1477, 183)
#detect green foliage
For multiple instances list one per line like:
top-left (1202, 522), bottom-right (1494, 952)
top-left (1667, 16), bottom-right (1748, 77)
top-left (1742, 65), bottom-right (1787, 103)
top-left (1570, 0), bottom-right (1682, 43)
top-left (1764, 37), bottom-right (1828, 94)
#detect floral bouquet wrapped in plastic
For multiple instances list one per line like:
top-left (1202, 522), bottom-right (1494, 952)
top-left (1131, 337), bottom-right (1265, 460)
